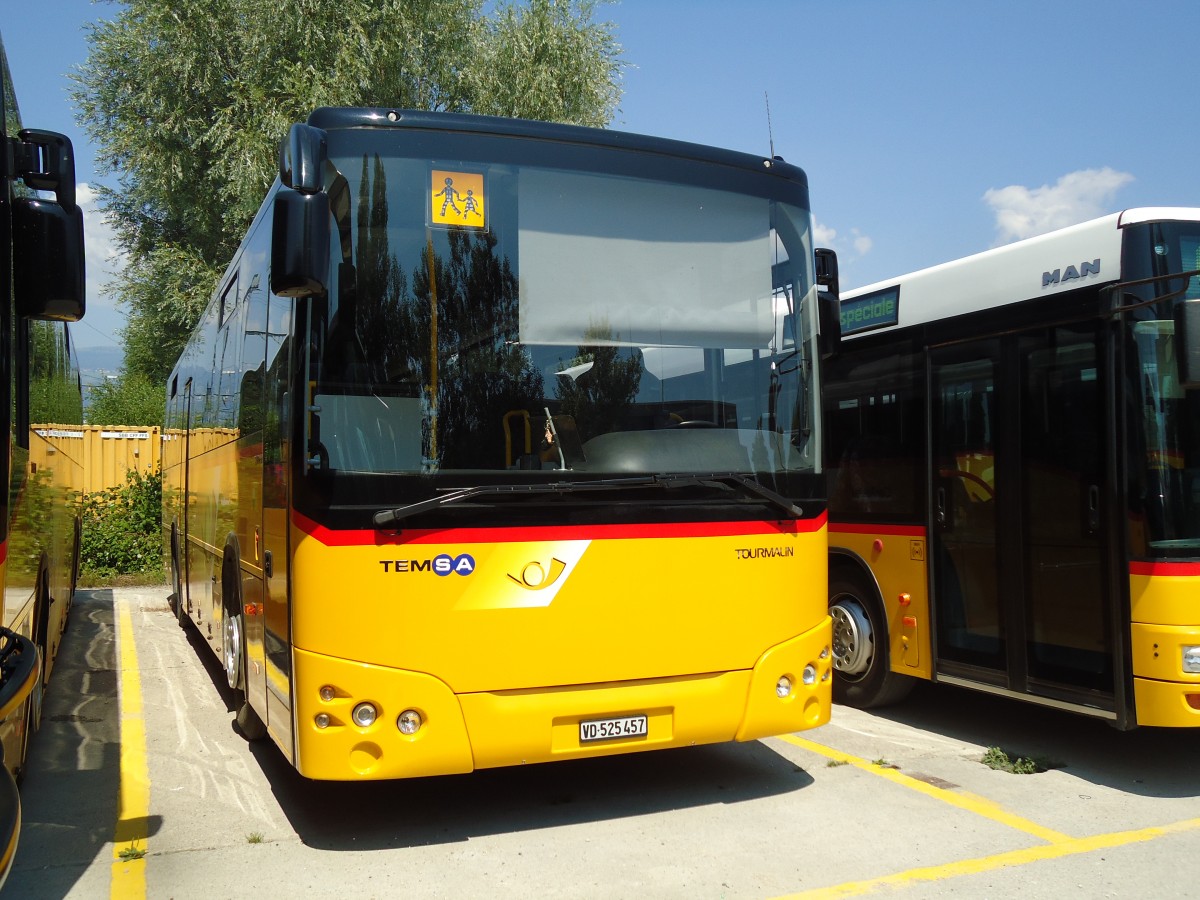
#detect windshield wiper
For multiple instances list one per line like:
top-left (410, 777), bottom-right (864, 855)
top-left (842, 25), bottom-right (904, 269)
top-left (373, 476), bottom-right (657, 527)
top-left (690, 472), bottom-right (804, 519)
top-left (373, 472), bottom-right (802, 528)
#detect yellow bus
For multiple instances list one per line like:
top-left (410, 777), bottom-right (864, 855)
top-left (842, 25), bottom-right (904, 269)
top-left (163, 108), bottom-right (839, 780)
top-left (0, 31), bottom-right (87, 884)
top-left (825, 207), bottom-right (1200, 728)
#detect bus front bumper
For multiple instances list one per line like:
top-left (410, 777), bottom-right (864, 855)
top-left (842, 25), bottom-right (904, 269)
top-left (1131, 622), bottom-right (1200, 726)
top-left (291, 618), bottom-right (832, 781)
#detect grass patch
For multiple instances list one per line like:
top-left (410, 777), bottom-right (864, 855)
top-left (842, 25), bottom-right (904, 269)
top-left (826, 759), bottom-right (849, 768)
top-left (117, 841), bottom-right (146, 861)
top-left (76, 570), bottom-right (168, 589)
top-left (981, 746), bottom-right (1059, 774)
top-left (247, 832), bottom-right (265, 844)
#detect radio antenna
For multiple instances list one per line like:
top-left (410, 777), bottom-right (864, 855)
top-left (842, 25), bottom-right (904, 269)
top-left (764, 91), bottom-right (775, 158)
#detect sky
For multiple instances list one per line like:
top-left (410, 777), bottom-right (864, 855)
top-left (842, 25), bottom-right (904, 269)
top-left (4, 0), bottom-right (1199, 369)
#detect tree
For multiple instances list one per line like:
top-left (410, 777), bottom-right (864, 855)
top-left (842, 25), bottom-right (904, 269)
top-left (73, 0), bottom-right (624, 384)
top-left (86, 371), bottom-right (167, 427)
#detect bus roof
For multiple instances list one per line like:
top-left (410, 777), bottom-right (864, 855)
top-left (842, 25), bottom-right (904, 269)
top-left (304, 107), bottom-right (810, 189)
top-left (841, 207), bottom-right (1200, 336)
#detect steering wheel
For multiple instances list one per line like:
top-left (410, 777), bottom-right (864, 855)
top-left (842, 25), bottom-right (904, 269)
top-left (938, 467), bottom-right (995, 500)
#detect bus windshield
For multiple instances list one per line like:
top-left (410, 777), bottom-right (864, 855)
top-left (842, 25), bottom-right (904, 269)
top-left (1129, 226), bottom-right (1200, 554)
top-left (304, 132), bottom-right (818, 482)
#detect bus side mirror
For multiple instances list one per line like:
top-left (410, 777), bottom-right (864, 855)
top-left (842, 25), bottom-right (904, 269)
top-left (271, 189), bottom-right (330, 297)
top-left (815, 247), bottom-right (840, 297)
top-left (272, 122), bottom-right (330, 297)
top-left (279, 123), bottom-right (327, 194)
top-left (815, 248), bottom-right (841, 358)
top-left (1175, 299), bottom-right (1200, 389)
top-left (13, 197), bottom-right (85, 321)
top-left (15, 129), bottom-right (77, 210)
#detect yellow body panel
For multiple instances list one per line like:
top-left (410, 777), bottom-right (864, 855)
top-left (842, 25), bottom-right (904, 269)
top-left (830, 528), bottom-right (932, 681)
top-left (1129, 572), bottom-right (1200, 726)
top-left (1132, 676), bottom-right (1200, 727)
top-left (292, 522), bottom-right (828, 694)
top-left (1130, 571), bottom-right (1198, 626)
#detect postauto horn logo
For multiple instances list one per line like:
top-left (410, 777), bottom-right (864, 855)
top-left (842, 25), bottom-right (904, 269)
top-left (507, 557), bottom-right (567, 591)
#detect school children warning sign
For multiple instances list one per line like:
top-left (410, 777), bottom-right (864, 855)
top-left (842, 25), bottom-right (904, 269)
top-left (430, 169), bottom-right (485, 229)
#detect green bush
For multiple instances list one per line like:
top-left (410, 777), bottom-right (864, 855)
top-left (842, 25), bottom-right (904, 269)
top-left (80, 468), bottom-right (163, 579)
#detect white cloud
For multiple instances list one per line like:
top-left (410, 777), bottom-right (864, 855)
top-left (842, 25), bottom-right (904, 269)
top-left (811, 217), bottom-right (872, 265)
top-left (983, 167), bottom-right (1134, 244)
top-left (76, 183), bottom-right (129, 347)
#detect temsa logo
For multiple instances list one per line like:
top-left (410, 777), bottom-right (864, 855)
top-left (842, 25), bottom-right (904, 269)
top-left (379, 553), bottom-right (476, 575)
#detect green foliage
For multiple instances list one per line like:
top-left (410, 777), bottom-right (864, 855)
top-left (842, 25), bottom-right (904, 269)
top-left (73, 0), bottom-right (624, 383)
top-left (80, 468), bottom-right (163, 579)
top-left (87, 371), bottom-right (166, 426)
top-left (117, 841), bottom-right (146, 861)
top-left (7, 465), bottom-right (63, 580)
top-left (28, 320), bottom-right (84, 425)
top-left (981, 746), bottom-right (1056, 775)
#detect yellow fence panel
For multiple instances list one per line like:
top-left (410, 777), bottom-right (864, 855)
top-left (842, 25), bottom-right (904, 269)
top-left (31, 424), bottom-right (162, 496)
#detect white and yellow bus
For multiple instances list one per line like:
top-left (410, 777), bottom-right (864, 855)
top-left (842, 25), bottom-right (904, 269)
top-left (825, 207), bottom-right (1200, 727)
top-left (164, 108), bottom-right (839, 780)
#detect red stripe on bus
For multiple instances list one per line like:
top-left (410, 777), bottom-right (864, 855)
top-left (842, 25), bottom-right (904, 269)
top-left (293, 509), bottom-right (828, 546)
top-left (1129, 560), bottom-right (1200, 577)
top-left (829, 522), bottom-right (925, 537)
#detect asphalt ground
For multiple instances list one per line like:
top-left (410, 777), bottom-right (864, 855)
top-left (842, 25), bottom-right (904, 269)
top-left (6, 586), bottom-right (1200, 898)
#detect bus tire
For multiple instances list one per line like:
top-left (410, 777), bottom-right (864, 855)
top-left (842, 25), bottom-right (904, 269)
top-left (17, 568), bottom-right (51, 785)
top-left (235, 701), bottom-right (267, 741)
top-left (829, 574), bottom-right (914, 709)
top-left (66, 516), bottom-right (81, 623)
top-left (170, 529), bottom-right (187, 628)
top-left (222, 549), bottom-right (266, 742)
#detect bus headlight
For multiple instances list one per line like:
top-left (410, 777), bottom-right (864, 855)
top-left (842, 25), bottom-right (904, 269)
top-left (319, 685), bottom-right (336, 702)
top-left (352, 702), bottom-right (378, 728)
top-left (397, 709), bottom-right (423, 735)
top-left (1183, 646), bottom-right (1200, 674)
top-left (315, 712), bottom-right (331, 729)
top-left (802, 664), bottom-right (817, 686)
top-left (776, 675), bottom-right (793, 698)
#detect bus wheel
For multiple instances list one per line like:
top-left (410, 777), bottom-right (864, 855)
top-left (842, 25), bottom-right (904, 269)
top-left (829, 575), bottom-right (914, 708)
top-left (223, 604), bottom-right (266, 740)
top-left (222, 605), bottom-right (244, 692)
top-left (235, 702), bottom-right (267, 741)
top-left (170, 531), bottom-right (187, 628)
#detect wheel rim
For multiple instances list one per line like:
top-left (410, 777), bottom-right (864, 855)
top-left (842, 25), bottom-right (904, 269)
top-left (830, 597), bottom-right (874, 680)
top-left (223, 611), bottom-right (242, 690)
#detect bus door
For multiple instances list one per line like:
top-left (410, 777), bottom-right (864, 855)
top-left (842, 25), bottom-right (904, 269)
top-left (930, 326), bottom-right (1116, 712)
top-left (259, 293), bottom-right (294, 757)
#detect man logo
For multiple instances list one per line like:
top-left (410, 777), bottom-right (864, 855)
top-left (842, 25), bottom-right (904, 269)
top-left (1043, 258), bottom-right (1100, 287)
top-left (507, 558), bottom-right (567, 591)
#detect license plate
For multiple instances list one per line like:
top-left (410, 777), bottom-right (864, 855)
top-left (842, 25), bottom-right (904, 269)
top-left (579, 714), bottom-right (648, 743)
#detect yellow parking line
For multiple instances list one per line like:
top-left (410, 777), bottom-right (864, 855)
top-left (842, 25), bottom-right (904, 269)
top-left (779, 734), bottom-right (1072, 844)
top-left (776, 816), bottom-right (1200, 899)
top-left (110, 602), bottom-right (148, 899)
